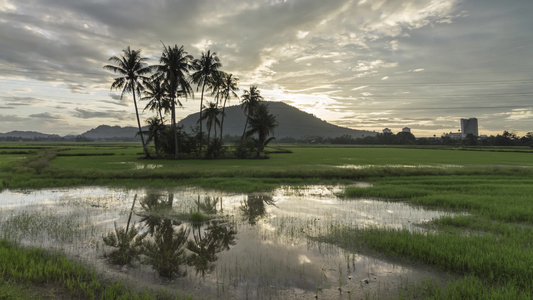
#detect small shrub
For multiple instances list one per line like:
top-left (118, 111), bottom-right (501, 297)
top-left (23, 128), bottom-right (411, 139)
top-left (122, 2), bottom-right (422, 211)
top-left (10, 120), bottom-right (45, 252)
top-left (234, 139), bottom-right (255, 158)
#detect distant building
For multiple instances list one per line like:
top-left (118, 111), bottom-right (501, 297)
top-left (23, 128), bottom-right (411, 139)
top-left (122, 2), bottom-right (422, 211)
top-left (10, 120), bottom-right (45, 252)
top-left (445, 132), bottom-right (463, 140)
top-left (382, 128), bottom-right (392, 134)
top-left (402, 127), bottom-right (411, 133)
top-left (461, 118), bottom-right (478, 138)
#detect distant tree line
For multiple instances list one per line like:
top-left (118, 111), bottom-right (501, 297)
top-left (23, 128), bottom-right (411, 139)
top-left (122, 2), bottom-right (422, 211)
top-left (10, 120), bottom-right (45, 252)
top-left (104, 45), bottom-right (278, 159)
top-left (276, 131), bottom-right (533, 147)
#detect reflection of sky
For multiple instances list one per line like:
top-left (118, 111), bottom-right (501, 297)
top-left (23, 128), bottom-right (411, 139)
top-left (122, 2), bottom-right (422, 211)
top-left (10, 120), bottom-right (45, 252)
top-left (0, 185), bottom-right (454, 298)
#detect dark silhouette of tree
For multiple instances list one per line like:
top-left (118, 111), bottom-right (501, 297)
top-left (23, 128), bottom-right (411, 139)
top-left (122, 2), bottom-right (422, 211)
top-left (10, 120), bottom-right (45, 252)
top-left (210, 70), bottom-right (225, 107)
top-left (142, 77), bottom-right (169, 122)
top-left (240, 85), bottom-right (263, 140)
top-left (145, 117), bottom-right (166, 158)
top-left (192, 50), bottom-right (221, 151)
top-left (219, 73), bottom-right (239, 140)
top-left (198, 102), bottom-right (221, 147)
top-left (463, 133), bottom-right (478, 146)
top-left (245, 103), bottom-right (278, 157)
top-left (156, 44), bottom-right (194, 159)
top-left (103, 46), bottom-right (152, 158)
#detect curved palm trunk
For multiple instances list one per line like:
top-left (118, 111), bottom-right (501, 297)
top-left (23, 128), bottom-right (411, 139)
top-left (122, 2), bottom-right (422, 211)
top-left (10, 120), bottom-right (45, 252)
top-left (198, 81), bottom-right (207, 151)
top-left (241, 116), bottom-right (249, 141)
top-left (220, 97), bottom-right (227, 141)
top-left (171, 97), bottom-right (179, 159)
top-left (158, 105), bottom-right (164, 124)
top-left (132, 88), bottom-right (150, 159)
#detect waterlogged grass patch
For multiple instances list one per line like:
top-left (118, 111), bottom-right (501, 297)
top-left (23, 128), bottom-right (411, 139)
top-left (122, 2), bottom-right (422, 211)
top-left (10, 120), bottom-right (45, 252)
top-left (344, 175), bottom-right (533, 222)
top-left (0, 239), bottom-right (191, 299)
top-left (330, 173), bottom-right (533, 298)
top-left (0, 209), bottom-right (89, 244)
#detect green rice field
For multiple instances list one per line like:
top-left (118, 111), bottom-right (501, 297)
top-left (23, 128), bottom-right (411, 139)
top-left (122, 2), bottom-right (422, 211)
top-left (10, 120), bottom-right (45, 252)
top-left (1, 142), bottom-right (533, 299)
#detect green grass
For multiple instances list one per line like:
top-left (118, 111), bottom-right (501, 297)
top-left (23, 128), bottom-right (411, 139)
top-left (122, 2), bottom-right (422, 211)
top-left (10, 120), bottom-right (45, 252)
top-left (2, 142), bottom-right (532, 191)
top-left (320, 174), bottom-right (533, 299)
top-left (0, 239), bottom-right (190, 299)
top-left (2, 142), bottom-right (533, 298)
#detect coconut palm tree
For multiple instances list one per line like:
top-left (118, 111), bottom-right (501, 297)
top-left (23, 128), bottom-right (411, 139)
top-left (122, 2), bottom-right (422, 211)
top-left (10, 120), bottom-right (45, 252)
top-left (104, 46), bottom-right (152, 158)
top-left (219, 73), bottom-right (239, 140)
top-left (210, 70), bottom-right (225, 107)
top-left (145, 117), bottom-right (166, 158)
top-left (191, 50), bottom-right (222, 150)
top-left (240, 85), bottom-right (263, 141)
top-left (155, 44), bottom-right (194, 159)
top-left (198, 102), bottom-right (221, 146)
top-left (245, 103), bottom-right (278, 157)
top-left (142, 77), bottom-right (169, 123)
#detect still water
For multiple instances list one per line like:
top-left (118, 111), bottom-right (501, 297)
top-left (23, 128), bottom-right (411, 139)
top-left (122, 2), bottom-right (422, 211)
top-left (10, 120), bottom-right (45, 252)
top-left (0, 184), bottom-right (455, 299)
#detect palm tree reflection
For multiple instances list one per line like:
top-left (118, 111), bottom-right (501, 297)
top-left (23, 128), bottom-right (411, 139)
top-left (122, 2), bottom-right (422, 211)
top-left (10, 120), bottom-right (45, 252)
top-left (240, 195), bottom-right (276, 225)
top-left (187, 219), bottom-right (236, 276)
top-left (136, 193), bottom-right (236, 278)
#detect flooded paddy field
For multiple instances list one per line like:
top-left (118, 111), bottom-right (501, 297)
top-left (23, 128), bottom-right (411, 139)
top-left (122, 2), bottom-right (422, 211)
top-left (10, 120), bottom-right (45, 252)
top-left (0, 184), bottom-right (457, 299)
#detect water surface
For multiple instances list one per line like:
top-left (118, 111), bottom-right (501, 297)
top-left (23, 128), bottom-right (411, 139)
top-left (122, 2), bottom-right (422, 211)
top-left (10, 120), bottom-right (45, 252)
top-left (0, 184), bottom-right (456, 299)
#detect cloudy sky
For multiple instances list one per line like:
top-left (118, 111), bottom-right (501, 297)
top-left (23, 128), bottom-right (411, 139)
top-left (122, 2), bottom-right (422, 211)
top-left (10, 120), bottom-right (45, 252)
top-left (1, 0), bottom-right (532, 137)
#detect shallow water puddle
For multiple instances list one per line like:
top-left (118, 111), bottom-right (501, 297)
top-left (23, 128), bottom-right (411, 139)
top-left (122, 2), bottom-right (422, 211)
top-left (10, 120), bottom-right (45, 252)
top-left (0, 185), bottom-right (455, 299)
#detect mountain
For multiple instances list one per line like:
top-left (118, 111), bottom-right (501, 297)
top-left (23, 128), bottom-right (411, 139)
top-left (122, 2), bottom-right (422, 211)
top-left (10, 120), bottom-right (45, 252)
top-left (178, 101), bottom-right (376, 139)
top-left (81, 125), bottom-right (140, 140)
top-left (0, 102), bottom-right (376, 141)
top-left (0, 131), bottom-right (61, 140)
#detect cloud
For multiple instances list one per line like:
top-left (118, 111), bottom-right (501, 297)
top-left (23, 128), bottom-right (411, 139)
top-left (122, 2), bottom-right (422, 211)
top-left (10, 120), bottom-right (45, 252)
top-left (73, 107), bottom-right (131, 120)
top-left (1, 96), bottom-right (45, 106)
top-left (0, 114), bottom-right (24, 122)
top-left (0, 0), bottom-right (532, 135)
top-left (29, 112), bottom-right (64, 120)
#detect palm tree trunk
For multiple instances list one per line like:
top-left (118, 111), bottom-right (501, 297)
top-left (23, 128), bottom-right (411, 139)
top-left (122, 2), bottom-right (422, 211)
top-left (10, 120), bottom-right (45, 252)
top-left (154, 136), bottom-right (160, 158)
top-left (125, 194), bottom-right (137, 234)
top-left (158, 107), bottom-right (164, 125)
top-left (220, 97), bottom-right (227, 141)
top-left (199, 81), bottom-right (207, 151)
top-left (132, 88), bottom-right (150, 159)
top-left (172, 98), bottom-right (179, 159)
top-left (207, 124), bottom-right (211, 146)
top-left (256, 136), bottom-right (262, 157)
top-left (241, 116), bottom-right (249, 141)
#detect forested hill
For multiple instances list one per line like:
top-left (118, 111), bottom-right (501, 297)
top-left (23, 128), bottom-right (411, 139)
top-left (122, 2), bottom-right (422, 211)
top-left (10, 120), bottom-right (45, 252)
top-left (178, 101), bottom-right (376, 140)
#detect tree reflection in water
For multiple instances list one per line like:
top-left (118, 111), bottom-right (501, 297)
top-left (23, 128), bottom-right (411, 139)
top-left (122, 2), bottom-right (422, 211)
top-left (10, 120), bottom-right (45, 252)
top-left (102, 195), bottom-right (147, 265)
top-left (143, 218), bottom-right (189, 278)
top-left (131, 193), bottom-right (237, 278)
top-left (187, 196), bottom-right (237, 276)
top-left (240, 195), bottom-right (276, 225)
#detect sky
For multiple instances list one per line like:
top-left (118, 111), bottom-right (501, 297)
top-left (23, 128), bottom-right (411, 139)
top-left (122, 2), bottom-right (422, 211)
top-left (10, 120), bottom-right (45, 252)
top-left (1, 0), bottom-right (532, 137)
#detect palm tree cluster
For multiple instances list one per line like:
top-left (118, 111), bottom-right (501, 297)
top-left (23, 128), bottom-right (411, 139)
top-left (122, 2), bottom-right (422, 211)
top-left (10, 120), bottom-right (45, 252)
top-left (104, 44), bottom-right (277, 159)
